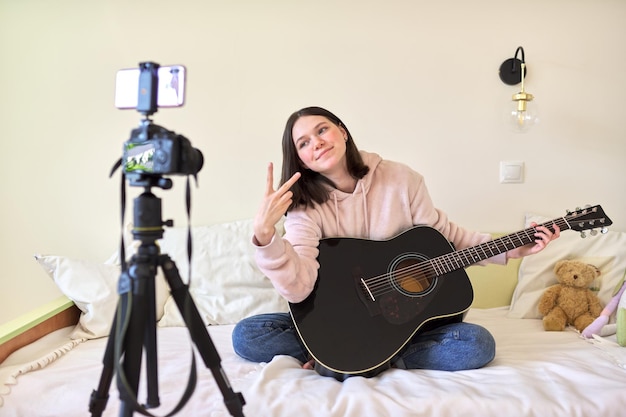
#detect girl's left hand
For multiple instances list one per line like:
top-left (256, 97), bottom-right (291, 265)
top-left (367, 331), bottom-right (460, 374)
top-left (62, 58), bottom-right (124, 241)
top-left (507, 222), bottom-right (561, 259)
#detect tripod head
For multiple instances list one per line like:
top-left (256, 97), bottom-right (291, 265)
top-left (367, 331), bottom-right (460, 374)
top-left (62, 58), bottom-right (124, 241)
top-left (130, 179), bottom-right (174, 246)
top-left (126, 172), bottom-right (173, 190)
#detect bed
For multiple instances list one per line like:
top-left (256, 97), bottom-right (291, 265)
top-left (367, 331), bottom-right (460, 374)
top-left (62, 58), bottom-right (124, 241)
top-left (2, 214), bottom-right (626, 417)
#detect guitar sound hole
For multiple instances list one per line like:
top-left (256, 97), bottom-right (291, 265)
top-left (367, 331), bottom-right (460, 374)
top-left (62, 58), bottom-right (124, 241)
top-left (390, 254), bottom-right (435, 297)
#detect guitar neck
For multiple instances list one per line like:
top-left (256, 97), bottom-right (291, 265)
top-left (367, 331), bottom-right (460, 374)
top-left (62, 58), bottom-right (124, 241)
top-left (429, 204), bottom-right (612, 277)
top-left (430, 219), bottom-right (568, 277)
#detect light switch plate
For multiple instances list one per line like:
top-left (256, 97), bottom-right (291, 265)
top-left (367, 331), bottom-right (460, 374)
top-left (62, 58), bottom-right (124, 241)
top-left (500, 161), bottom-right (524, 183)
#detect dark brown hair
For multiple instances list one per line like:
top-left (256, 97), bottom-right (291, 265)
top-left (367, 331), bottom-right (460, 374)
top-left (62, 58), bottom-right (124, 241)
top-left (280, 106), bottom-right (369, 210)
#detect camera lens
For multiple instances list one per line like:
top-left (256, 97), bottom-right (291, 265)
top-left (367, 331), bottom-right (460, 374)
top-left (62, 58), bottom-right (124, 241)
top-left (187, 148), bottom-right (204, 175)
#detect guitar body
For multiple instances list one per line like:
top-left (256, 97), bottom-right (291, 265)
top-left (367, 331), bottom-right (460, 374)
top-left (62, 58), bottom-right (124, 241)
top-left (289, 226), bottom-right (474, 378)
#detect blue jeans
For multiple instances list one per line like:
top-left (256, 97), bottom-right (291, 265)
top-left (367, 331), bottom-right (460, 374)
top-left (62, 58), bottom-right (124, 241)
top-left (232, 312), bottom-right (495, 372)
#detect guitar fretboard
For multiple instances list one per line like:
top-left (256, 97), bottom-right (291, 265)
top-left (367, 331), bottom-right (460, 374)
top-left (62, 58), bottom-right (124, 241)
top-left (429, 218), bottom-right (570, 277)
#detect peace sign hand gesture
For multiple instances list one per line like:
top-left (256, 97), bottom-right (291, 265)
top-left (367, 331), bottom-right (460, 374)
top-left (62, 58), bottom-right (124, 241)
top-left (253, 162), bottom-right (301, 246)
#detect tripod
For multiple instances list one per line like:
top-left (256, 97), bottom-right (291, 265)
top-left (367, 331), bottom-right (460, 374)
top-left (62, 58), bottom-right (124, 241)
top-left (89, 176), bottom-right (246, 417)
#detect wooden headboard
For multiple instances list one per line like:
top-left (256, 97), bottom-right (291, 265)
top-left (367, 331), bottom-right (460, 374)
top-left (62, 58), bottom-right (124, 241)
top-left (0, 296), bottom-right (80, 363)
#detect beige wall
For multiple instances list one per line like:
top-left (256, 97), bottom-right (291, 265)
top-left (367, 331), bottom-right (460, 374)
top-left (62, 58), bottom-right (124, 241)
top-left (1, 0), bottom-right (625, 324)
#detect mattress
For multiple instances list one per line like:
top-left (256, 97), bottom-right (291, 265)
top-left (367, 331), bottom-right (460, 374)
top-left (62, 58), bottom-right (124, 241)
top-left (2, 307), bottom-right (626, 417)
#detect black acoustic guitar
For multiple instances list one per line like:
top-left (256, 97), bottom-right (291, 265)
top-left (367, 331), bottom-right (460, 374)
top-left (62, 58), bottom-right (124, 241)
top-left (289, 205), bottom-right (612, 380)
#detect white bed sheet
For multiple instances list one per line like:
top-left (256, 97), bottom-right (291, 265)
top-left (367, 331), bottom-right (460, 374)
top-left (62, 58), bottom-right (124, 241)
top-left (2, 308), bottom-right (626, 417)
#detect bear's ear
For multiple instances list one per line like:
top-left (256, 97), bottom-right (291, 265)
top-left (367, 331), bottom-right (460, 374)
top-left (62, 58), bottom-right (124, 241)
top-left (587, 264), bottom-right (601, 277)
top-left (554, 259), bottom-right (568, 275)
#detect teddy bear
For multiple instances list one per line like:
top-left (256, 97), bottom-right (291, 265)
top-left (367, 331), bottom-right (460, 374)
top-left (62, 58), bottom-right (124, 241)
top-left (538, 259), bottom-right (603, 332)
top-left (581, 272), bottom-right (626, 345)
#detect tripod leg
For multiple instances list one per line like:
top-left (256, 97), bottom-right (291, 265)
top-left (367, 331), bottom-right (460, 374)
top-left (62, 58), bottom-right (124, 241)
top-left (143, 274), bottom-right (160, 409)
top-left (90, 299), bottom-right (123, 416)
top-left (118, 256), bottom-right (170, 417)
top-left (91, 251), bottom-right (165, 417)
top-left (90, 269), bottom-right (152, 417)
top-left (117, 290), bottom-right (148, 417)
top-left (159, 254), bottom-right (246, 417)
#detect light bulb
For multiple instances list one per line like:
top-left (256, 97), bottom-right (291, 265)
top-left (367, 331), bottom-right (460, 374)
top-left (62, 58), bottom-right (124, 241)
top-left (507, 91), bottom-right (539, 132)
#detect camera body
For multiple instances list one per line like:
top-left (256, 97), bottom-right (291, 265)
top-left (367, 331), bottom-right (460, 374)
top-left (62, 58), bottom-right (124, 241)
top-left (123, 123), bottom-right (203, 176)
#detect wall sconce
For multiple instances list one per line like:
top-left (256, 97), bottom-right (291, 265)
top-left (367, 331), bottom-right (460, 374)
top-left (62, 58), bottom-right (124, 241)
top-left (499, 46), bottom-right (538, 132)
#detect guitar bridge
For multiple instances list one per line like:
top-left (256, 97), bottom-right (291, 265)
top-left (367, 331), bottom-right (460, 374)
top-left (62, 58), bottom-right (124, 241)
top-left (361, 278), bottom-right (376, 301)
top-left (355, 275), bottom-right (381, 317)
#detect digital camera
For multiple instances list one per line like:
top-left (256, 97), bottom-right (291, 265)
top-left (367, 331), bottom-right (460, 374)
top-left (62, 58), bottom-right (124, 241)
top-left (123, 123), bottom-right (203, 176)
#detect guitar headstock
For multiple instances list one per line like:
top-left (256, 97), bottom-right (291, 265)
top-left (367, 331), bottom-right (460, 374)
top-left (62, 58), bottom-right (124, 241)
top-left (564, 205), bottom-right (612, 237)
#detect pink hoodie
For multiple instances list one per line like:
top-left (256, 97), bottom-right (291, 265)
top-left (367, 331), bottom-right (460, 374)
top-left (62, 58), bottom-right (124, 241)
top-left (254, 151), bottom-right (506, 303)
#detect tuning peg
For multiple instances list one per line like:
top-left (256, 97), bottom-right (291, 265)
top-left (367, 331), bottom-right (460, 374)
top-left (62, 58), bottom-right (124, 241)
top-left (601, 227), bottom-right (609, 234)
top-left (590, 229), bottom-right (598, 236)
top-left (580, 231), bottom-right (587, 238)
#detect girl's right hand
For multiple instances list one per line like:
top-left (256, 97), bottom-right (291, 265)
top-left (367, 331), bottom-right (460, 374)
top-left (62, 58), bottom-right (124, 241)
top-left (253, 162), bottom-right (301, 246)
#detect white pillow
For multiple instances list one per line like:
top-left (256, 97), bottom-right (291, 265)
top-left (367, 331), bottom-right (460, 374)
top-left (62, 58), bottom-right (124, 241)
top-left (157, 218), bottom-right (288, 327)
top-left (507, 212), bottom-right (626, 319)
top-left (35, 255), bottom-right (120, 339)
top-left (36, 246), bottom-right (178, 339)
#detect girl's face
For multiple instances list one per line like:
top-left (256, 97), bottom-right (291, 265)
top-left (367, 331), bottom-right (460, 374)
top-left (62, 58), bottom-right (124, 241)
top-left (292, 115), bottom-right (348, 177)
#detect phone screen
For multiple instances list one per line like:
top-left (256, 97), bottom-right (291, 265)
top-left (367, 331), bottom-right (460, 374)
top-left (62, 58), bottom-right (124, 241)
top-left (115, 65), bottom-right (186, 109)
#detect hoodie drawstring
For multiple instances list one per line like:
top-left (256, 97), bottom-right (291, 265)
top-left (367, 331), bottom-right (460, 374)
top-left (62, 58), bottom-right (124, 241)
top-left (361, 182), bottom-right (369, 237)
top-left (332, 193), bottom-right (340, 232)
top-left (331, 182), bottom-right (370, 237)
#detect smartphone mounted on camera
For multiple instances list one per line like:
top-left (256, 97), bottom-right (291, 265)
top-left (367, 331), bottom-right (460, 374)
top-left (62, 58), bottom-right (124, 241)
top-left (114, 64), bottom-right (186, 110)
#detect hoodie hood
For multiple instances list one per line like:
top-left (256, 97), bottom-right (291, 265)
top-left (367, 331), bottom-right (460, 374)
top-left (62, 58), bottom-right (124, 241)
top-left (326, 151), bottom-right (383, 237)
top-left (328, 151), bottom-right (382, 201)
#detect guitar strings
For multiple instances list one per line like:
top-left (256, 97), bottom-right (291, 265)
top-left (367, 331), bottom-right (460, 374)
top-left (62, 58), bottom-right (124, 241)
top-left (361, 219), bottom-right (572, 298)
top-left (365, 209), bottom-right (606, 296)
top-left (363, 224), bottom-right (542, 293)
top-left (364, 220), bottom-right (569, 296)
